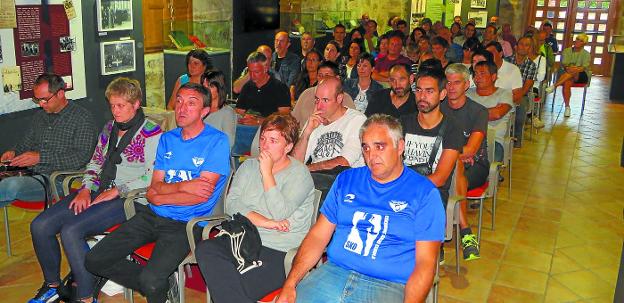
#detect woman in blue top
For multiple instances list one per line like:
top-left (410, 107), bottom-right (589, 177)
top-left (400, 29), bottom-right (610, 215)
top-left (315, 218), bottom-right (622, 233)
top-left (28, 77), bottom-right (162, 303)
top-left (167, 49), bottom-right (212, 110)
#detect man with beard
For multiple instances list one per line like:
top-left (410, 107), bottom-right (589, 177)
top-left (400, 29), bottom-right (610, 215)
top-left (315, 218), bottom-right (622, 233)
top-left (272, 31), bottom-right (301, 87)
top-left (365, 64), bottom-right (417, 118)
top-left (400, 69), bottom-right (463, 208)
top-left (400, 69), bottom-right (463, 264)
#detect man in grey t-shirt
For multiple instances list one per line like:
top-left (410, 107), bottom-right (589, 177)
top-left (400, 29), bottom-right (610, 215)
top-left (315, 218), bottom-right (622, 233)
top-left (465, 61), bottom-right (513, 162)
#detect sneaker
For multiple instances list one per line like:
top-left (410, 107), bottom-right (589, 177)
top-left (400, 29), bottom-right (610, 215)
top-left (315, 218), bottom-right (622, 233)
top-left (439, 246), bottom-right (445, 265)
top-left (564, 107), bottom-right (571, 117)
top-left (533, 117), bottom-right (545, 129)
top-left (544, 85), bottom-right (555, 94)
top-left (461, 234), bottom-right (481, 261)
top-left (166, 273), bottom-right (180, 303)
top-left (28, 283), bottom-right (60, 303)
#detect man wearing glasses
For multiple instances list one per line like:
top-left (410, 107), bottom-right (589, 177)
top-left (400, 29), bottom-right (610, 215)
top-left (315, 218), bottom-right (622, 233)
top-left (0, 73), bottom-right (97, 206)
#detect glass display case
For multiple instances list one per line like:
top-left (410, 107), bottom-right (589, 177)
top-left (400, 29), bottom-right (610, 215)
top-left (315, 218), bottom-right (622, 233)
top-left (162, 19), bottom-right (232, 52)
top-left (280, 11), bottom-right (356, 37)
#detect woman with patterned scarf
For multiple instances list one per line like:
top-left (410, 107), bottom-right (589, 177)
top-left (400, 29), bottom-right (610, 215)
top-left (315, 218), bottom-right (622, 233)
top-left (28, 77), bottom-right (162, 303)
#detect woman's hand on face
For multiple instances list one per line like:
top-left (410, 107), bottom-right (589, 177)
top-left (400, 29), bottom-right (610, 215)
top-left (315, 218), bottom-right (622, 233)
top-left (92, 187), bottom-right (120, 205)
top-left (69, 188), bottom-right (92, 215)
top-left (258, 151), bottom-right (274, 175)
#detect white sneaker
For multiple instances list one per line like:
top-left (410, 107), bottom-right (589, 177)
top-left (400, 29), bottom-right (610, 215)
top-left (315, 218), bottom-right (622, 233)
top-left (533, 117), bottom-right (545, 128)
top-left (564, 107), bottom-right (571, 117)
top-left (545, 86), bottom-right (555, 94)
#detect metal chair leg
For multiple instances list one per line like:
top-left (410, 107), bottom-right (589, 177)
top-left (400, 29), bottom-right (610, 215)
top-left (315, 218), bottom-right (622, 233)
top-left (3, 206), bottom-right (11, 256)
top-left (477, 198), bottom-right (484, 245)
top-left (178, 266), bottom-right (186, 303)
top-left (581, 86), bottom-right (588, 115)
top-left (491, 186), bottom-right (498, 231)
top-left (454, 203), bottom-right (460, 274)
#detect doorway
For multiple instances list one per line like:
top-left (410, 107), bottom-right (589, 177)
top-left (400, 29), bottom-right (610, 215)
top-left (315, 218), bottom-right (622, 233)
top-left (528, 0), bottom-right (619, 76)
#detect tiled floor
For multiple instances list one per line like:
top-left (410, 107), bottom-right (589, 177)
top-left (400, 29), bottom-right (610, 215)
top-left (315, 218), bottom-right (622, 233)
top-left (1, 77), bottom-right (622, 302)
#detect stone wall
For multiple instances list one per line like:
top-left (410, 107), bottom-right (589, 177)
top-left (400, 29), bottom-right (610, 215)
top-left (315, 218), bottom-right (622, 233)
top-left (498, 0), bottom-right (529, 37)
top-left (295, 0), bottom-right (411, 33)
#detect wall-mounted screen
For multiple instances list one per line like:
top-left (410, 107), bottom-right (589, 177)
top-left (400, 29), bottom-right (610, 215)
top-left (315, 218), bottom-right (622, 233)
top-left (243, 0), bottom-right (279, 32)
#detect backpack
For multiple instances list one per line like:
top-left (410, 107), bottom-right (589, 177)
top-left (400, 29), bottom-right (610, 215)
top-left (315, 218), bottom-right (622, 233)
top-left (216, 213), bottom-right (263, 274)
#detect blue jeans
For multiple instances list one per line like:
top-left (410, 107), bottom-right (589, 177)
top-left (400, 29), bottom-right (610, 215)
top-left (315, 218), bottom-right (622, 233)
top-left (296, 262), bottom-right (405, 303)
top-left (0, 175), bottom-right (60, 205)
top-left (233, 124), bottom-right (259, 155)
top-left (495, 142), bottom-right (504, 163)
top-left (30, 191), bottom-right (126, 298)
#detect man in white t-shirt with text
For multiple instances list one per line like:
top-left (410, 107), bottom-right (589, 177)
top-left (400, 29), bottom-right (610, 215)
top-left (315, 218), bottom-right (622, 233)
top-left (292, 77), bottom-right (367, 199)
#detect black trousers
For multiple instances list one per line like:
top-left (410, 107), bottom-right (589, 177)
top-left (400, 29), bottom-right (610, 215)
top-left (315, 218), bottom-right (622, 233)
top-left (196, 237), bottom-right (287, 303)
top-left (85, 204), bottom-right (200, 303)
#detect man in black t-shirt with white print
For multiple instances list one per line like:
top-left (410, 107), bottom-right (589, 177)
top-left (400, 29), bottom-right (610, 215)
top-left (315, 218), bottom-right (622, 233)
top-left (400, 69), bottom-right (463, 207)
top-left (441, 63), bottom-right (488, 261)
top-left (400, 68), bottom-right (464, 265)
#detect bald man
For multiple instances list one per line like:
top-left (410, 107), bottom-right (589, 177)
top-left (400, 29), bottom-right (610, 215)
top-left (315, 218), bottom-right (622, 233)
top-left (272, 31), bottom-right (301, 87)
top-left (293, 77), bottom-right (366, 172)
top-left (292, 77), bottom-right (367, 200)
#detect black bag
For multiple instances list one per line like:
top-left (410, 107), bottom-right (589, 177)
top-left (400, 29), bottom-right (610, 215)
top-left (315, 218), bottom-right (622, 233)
top-left (216, 213), bottom-right (263, 274)
top-left (409, 118), bottom-right (447, 177)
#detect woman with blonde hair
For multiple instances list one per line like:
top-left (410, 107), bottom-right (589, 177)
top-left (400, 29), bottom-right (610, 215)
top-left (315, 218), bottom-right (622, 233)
top-left (28, 77), bottom-right (162, 303)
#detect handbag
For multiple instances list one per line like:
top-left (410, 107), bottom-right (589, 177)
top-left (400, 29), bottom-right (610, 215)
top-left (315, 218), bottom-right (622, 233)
top-left (215, 213), bottom-right (263, 274)
top-left (409, 118), bottom-right (447, 176)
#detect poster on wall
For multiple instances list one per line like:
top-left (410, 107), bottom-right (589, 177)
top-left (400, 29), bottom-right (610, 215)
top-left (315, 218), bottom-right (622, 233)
top-left (468, 11), bottom-right (488, 28)
top-left (2, 66), bottom-right (21, 92)
top-left (12, 5), bottom-right (73, 99)
top-left (97, 0), bottom-right (133, 32)
top-left (470, 0), bottom-right (487, 9)
top-left (100, 39), bottom-right (135, 75)
top-left (0, 0), bottom-right (17, 28)
top-left (1, 0), bottom-right (86, 116)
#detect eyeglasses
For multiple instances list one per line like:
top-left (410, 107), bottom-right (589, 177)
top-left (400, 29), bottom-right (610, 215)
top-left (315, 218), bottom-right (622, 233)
top-left (32, 90), bottom-right (59, 105)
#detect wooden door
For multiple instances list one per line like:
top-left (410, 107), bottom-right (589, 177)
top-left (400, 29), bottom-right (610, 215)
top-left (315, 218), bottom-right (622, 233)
top-left (529, 0), bottom-right (619, 76)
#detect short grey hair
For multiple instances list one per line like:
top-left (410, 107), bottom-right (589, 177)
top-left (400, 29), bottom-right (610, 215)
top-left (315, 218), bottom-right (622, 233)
top-left (359, 114), bottom-right (404, 148)
top-left (445, 63), bottom-right (471, 82)
top-left (246, 51), bottom-right (267, 64)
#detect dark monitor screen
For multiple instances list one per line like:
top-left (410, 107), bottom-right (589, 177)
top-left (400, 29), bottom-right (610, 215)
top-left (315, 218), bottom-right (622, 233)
top-left (244, 0), bottom-right (280, 32)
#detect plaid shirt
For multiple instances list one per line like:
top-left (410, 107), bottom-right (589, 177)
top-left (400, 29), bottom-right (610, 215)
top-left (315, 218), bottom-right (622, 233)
top-left (507, 55), bottom-right (537, 84)
top-left (14, 102), bottom-right (98, 175)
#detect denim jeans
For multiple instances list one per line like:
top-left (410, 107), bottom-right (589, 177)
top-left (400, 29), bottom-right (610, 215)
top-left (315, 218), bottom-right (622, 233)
top-left (84, 204), bottom-right (201, 303)
top-left (0, 175), bottom-right (61, 205)
top-left (513, 98), bottom-right (528, 146)
top-left (495, 142), bottom-right (504, 163)
top-left (30, 191), bottom-right (126, 298)
top-left (296, 262), bottom-right (405, 303)
top-left (232, 124), bottom-right (259, 156)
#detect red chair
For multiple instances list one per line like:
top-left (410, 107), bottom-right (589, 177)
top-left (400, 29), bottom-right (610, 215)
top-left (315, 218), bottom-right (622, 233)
top-left (551, 78), bottom-right (590, 115)
top-left (466, 130), bottom-right (502, 244)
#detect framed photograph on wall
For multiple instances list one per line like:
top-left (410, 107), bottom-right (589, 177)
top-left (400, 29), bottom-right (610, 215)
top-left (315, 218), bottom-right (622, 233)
top-left (100, 40), bottom-right (136, 75)
top-left (97, 0), bottom-right (133, 31)
top-left (470, 0), bottom-right (487, 9)
top-left (468, 11), bottom-right (488, 28)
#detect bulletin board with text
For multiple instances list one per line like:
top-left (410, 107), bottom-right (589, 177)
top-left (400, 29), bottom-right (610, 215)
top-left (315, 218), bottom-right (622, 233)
top-left (0, 0), bottom-right (86, 115)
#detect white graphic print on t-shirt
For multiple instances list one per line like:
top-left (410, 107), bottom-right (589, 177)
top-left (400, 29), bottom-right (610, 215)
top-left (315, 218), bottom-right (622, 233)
top-left (344, 211), bottom-right (389, 260)
top-left (312, 131), bottom-right (344, 160)
top-left (165, 169), bottom-right (194, 183)
top-left (403, 133), bottom-right (443, 170)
